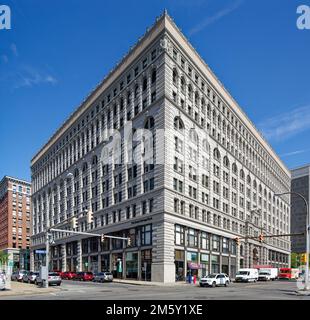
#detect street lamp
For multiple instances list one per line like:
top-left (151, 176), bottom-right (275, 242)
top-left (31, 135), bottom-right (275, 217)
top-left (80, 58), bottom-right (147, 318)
top-left (275, 192), bottom-right (309, 291)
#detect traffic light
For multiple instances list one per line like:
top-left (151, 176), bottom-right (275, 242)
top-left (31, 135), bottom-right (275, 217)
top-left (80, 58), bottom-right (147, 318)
top-left (259, 234), bottom-right (264, 243)
top-left (71, 217), bottom-right (78, 229)
top-left (101, 234), bottom-right (105, 242)
top-left (86, 210), bottom-right (94, 224)
top-left (234, 237), bottom-right (240, 246)
top-left (301, 253), bottom-right (307, 264)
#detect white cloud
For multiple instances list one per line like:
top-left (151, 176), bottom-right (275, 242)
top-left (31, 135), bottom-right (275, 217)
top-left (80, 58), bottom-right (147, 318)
top-left (10, 43), bottom-right (18, 57)
top-left (188, 0), bottom-right (243, 36)
top-left (280, 149), bottom-right (309, 157)
top-left (14, 66), bottom-right (57, 89)
top-left (259, 105), bottom-right (310, 142)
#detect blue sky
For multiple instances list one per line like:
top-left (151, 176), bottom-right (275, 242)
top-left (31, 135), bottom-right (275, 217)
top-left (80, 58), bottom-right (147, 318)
top-left (0, 0), bottom-right (310, 182)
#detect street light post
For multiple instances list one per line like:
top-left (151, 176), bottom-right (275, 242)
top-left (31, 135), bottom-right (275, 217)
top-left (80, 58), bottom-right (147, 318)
top-left (45, 229), bottom-right (50, 288)
top-left (275, 192), bottom-right (309, 291)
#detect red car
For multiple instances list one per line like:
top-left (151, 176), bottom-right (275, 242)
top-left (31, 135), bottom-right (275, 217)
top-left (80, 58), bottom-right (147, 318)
top-left (74, 272), bottom-right (94, 281)
top-left (62, 271), bottom-right (77, 280)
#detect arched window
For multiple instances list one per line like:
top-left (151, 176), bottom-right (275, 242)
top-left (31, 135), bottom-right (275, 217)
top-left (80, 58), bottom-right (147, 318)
top-left (213, 148), bottom-right (221, 161)
top-left (151, 69), bottom-right (156, 84)
top-left (188, 84), bottom-right (193, 100)
top-left (202, 139), bottom-right (209, 152)
top-left (180, 77), bottom-right (185, 92)
top-left (189, 129), bottom-right (198, 144)
top-left (201, 98), bottom-right (206, 114)
top-left (223, 155), bottom-right (229, 167)
top-left (232, 163), bottom-right (238, 174)
top-left (174, 116), bottom-right (184, 131)
top-left (92, 155), bottom-right (98, 166)
top-left (142, 77), bottom-right (147, 92)
top-left (240, 169), bottom-right (245, 179)
top-left (82, 162), bottom-right (88, 173)
top-left (247, 175), bottom-right (251, 185)
top-left (173, 69), bottom-right (178, 85)
top-left (74, 168), bottom-right (79, 178)
top-left (144, 116), bottom-right (155, 129)
top-left (194, 92), bottom-right (199, 105)
top-left (253, 180), bottom-right (257, 189)
top-left (134, 85), bottom-right (139, 98)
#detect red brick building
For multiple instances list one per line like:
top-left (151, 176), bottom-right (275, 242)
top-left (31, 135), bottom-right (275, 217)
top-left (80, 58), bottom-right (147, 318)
top-left (0, 176), bottom-right (31, 270)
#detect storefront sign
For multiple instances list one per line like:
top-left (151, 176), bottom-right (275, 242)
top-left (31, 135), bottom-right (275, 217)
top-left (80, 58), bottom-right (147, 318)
top-left (35, 250), bottom-right (46, 254)
top-left (187, 262), bottom-right (202, 270)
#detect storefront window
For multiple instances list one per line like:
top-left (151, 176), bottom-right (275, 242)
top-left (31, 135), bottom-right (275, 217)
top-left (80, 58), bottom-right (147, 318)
top-left (112, 232), bottom-right (123, 250)
top-left (101, 237), bottom-right (110, 251)
top-left (200, 232), bottom-right (209, 250)
top-left (72, 242), bottom-right (78, 255)
top-left (82, 239), bottom-right (89, 254)
top-left (230, 257), bottom-right (236, 278)
top-left (90, 255), bottom-right (98, 273)
top-left (82, 256), bottom-right (88, 271)
top-left (187, 251), bottom-right (198, 263)
top-left (126, 252), bottom-right (138, 279)
top-left (112, 253), bottom-right (123, 278)
top-left (66, 243), bottom-right (72, 256)
top-left (187, 228), bottom-right (198, 248)
top-left (141, 249), bottom-right (152, 281)
top-left (100, 254), bottom-right (110, 272)
top-left (175, 225), bottom-right (184, 245)
top-left (211, 255), bottom-right (220, 273)
top-left (200, 253), bottom-right (209, 277)
top-left (141, 224), bottom-right (152, 246)
top-left (222, 256), bottom-right (229, 274)
top-left (212, 235), bottom-right (220, 252)
top-left (90, 237), bottom-right (98, 252)
top-left (66, 258), bottom-right (72, 271)
top-left (175, 250), bottom-right (185, 281)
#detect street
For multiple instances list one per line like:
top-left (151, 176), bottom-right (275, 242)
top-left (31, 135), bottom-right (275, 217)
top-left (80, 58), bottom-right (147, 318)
top-left (2, 280), bottom-right (310, 300)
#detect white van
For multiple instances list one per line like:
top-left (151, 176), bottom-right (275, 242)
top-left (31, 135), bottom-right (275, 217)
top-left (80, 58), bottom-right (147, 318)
top-left (258, 268), bottom-right (278, 281)
top-left (235, 268), bottom-right (258, 282)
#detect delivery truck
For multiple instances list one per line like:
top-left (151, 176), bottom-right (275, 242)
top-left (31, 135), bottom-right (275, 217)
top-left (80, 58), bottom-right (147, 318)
top-left (258, 268), bottom-right (278, 281)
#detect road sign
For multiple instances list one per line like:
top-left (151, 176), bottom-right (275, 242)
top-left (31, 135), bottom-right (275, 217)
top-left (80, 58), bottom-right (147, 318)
top-left (36, 250), bottom-right (46, 254)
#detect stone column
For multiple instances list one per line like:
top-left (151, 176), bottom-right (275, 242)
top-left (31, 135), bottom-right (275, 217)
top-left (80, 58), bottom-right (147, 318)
top-left (77, 240), bottom-right (82, 272)
top-left (152, 218), bottom-right (175, 283)
top-left (30, 250), bottom-right (35, 272)
top-left (61, 244), bottom-right (66, 272)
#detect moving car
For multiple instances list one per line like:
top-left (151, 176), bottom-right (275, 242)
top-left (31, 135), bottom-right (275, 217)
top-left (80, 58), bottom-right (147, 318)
top-left (199, 273), bottom-right (230, 288)
top-left (74, 272), bottom-right (94, 281)
top-left (35, 272), bottom-right (62, 286)
top-left (258, 268), bottom-right (278, 281)
top-left (93, 272), bottom-right (113, 283)
top-left (11, 270), bottom-right (27, 282)
top-left (235, 268), bottom-right (258, 282)
top-left (22, 271), bottom-right (39, 284)
top-left (278, 268), bottom-right (299, 280)
top-left (62, 271), bottom-right (77, 280)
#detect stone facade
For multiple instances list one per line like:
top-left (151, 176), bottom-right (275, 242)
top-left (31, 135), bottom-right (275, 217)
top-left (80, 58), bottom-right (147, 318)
top-left (30, 12), bottom-right (290, 282)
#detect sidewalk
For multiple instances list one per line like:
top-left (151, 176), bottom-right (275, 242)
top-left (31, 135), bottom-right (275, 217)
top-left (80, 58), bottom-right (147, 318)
top-left (112, 278), bottom-right (195, 287)
top-left (0, 281), bottom-right (61, 297)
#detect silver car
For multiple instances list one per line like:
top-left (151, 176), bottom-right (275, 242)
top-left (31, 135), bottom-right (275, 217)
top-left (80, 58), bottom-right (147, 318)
top-left (23, 272), bottom-right (39, 284)
top-left (11, 270), bottom-right (27, 282)
top-left (93, 272), bottom-right (113, 283)
top-left (36, 272), bottom-right (62, 286)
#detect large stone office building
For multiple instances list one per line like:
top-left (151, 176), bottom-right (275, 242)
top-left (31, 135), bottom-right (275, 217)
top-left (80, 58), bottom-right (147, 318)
top-left (31, 12), bottom-right (291, 282)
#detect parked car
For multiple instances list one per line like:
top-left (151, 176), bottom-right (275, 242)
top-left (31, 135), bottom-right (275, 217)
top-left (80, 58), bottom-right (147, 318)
top-left (0, 272), bottom-right (6, 290)
top-left (53, 270), bottom-right (65, 278)
top-left (62, 271), bottom-right (77, 280)
top-left (235, 268), bottom-right (258, 282)
top-left (199, 273), bottom-right (230, 287)
top-left (35, 272), bottom-right (62, 286)
top-left (258, 268), bottom-right (278, 281)
top-left (74, 272), bottom-right (94, 281)
top-left (22, 271), bottom-right (39, 284)
top-left (11, 270), bottom-right (27, 282)
top-left (93, 272), bottom-right (113, 283)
